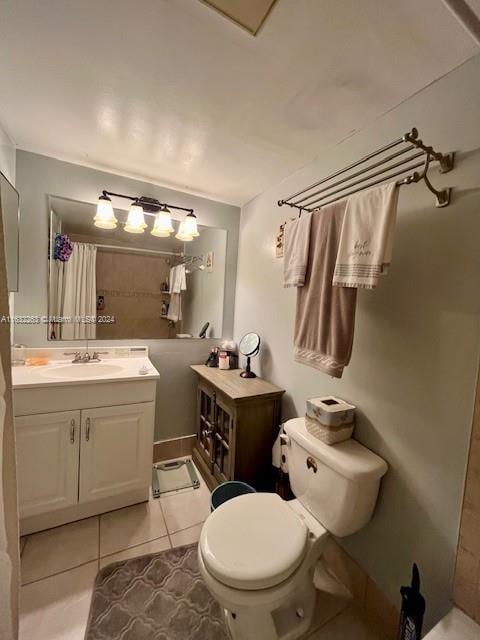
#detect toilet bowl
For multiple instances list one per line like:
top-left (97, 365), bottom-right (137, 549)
top-left (198, 417), bottom-right (388, 640)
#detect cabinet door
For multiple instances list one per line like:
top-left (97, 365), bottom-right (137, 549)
top-left (79, 402), bottom-right (154, 503)
top-left (15, 410), bottom-right (80, 518)
top-left (196, 382), bottom-right (215, 471)
top-left (213, 394), bottom-right (234, 484)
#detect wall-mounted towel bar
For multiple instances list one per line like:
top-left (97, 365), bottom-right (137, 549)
top-left (278, 128), bottom-right (455, 212)
top-left (175, 254), bottom-right (204, 266)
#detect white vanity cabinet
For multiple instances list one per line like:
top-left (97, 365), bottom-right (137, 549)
top-left (79, 403), bottom-right (154, 503)
top-left (13, 364), bottom-right (159, 536)
top-left (16, 410), bottom-right (80, 518)
top-left (17, 402), bottom-right (154, 523)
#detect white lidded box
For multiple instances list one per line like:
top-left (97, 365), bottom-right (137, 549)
top-left (306, 396), bottom-right (356, 427)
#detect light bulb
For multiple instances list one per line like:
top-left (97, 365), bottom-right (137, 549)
top-left (94, 194), bottom-right (117, 229)
top-left (124, 202), bottom-right (147, 233)
top-left (151, 207), bottom-right (174, 237)
top-left (183, 212), bottom-right (199, 237)
top-left (175, 220), bottom-right (194, 242)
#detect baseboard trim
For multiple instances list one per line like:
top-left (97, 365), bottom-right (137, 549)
top-left (20, 487), bottom-right (149, 536)
top-left (153, 435), bottom-right (196, 462)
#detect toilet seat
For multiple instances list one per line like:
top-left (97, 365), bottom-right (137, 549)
top-left (200, 493), bottom-right (308, 591)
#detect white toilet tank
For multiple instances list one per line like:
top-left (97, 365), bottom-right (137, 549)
top-left (283, 418), bottom-right (388, 537)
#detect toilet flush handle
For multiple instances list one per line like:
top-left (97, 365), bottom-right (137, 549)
top-left (279, 434), bottom-right (290, 447)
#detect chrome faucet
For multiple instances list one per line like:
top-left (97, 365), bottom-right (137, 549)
top-left (64, 351), bottom-right (90, 363)
top-left (64, 351), bottom-right (81, 363)
top-left (64, 351), bottom-right (109, 363)
top-left (91, 351), bottom-right (108, 362)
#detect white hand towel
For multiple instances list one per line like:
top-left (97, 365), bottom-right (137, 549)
top-left (169, 264), bottom-right (187, 294)
top-left (169, 266), bottom-right (177, 293)
top-left (283, 212), bottom-right (312, 287)
top-left (178, 264), bottom-right (187, 292)
top-left (167, 293), bottom-right (182, 322)
top-left (333, 182), bottom-right (399, 289)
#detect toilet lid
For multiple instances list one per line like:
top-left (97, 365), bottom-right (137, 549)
top-left (200, 493), bottom-right (308, 590)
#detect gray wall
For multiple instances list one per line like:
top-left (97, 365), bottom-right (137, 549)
top-left (14, 151), bottom-right (240, 440)
top-left (234, 54), bottom-right (480, 630)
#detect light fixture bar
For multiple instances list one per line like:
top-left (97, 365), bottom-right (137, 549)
top-left (100, 190), bottom-right (194, 215)
top-left (96, 189), bottom-right (198, 241)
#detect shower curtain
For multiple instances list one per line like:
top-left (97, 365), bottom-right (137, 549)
top-left (0, 354), bottom-right (14, 640)
top-left (54, 242), bottom-right (97, 340)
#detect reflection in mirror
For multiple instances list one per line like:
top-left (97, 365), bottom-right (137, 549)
top-left (239, 332), bottom-right (261, 356)
top-left (48, 196), bottom-right (227, 340)
top-left (0, 171), bottom-right (20, 292)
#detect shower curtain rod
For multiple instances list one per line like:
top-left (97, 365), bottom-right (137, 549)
top-left (278, 128), bottom-right (455, 211)
top-left (95, 245), bottom-right (205, 266)
top-left (95, 243), bottom-right (183, 258)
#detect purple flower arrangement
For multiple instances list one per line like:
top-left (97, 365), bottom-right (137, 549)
top-left (53, 233), bottom-right (73, 261)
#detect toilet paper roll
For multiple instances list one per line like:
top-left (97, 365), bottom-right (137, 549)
top-left (272, 431), bottom-right (282, 469)
top-left (272, 426), bottom-right (289, 473)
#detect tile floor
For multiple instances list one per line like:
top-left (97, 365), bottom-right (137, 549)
top-left (19, 460), bottom-right (379, 640)
top-left (307, 607), bottom-right (379, 640)
top-left (19, 462), bottom-right (211, 640)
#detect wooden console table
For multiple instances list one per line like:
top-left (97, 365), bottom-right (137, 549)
top-left (190, 365), bottom-right (284, 491)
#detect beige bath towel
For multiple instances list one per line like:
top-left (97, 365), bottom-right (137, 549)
top-left (294, 202), bottom-right (357, 378)
top-left (333, 182), bottom-right (399, 289)
top-left (283, 212), bottom-right (312, 287)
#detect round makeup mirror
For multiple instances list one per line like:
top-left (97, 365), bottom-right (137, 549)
top-left (239, 332), bottom-right (260, 378)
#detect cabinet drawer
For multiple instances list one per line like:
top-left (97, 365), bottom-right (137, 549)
top-left (14, 380), bottom-right (157, 416)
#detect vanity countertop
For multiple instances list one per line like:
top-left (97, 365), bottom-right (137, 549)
top-left (190, 364), bottom-right (284, 401)
top-left (12, 357), bottom-right (160, 390)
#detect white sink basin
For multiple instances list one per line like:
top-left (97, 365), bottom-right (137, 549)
top-left (43, 363), bottom-right (124, 379)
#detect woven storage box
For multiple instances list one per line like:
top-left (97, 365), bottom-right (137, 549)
top-left (306, 396), bottom-right (355, 427)
top-left (305, 414), bottom-right (354, 446)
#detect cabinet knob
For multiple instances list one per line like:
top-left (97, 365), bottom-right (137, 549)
top-left (85, 417), bottom-right (91, 441)
top-left (70, 419), bottom-right (75, 444)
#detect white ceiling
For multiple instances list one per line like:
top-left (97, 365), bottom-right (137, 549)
top-left (200, 0), bottom-right (278, 35)
top-left (1, 0), bottom-right (479, 206)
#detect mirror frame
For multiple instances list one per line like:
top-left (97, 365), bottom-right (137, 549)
top-left (46, 194), bottom-right (230, 342)
top-left (0, 170), bottom-right (20, 292)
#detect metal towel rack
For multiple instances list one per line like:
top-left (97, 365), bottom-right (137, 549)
top-left (174, 254), bottom-right (204, 266)
top-left (278, 128), bottom-right (455, 213)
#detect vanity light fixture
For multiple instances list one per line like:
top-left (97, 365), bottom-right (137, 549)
top-left (151, 205), bottom-right (175, 237)
top-left (94, 193), bottom-right (118, 229)
top-left (182, 212), bottom-right (199, 238)
top-left (94, 190), bottom-right (198, 240)
top-left (124, 201), bottom-right (148, 234)
top-left (175, 220), bottom-right (194, 242)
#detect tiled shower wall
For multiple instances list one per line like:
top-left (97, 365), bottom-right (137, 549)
top-left (454, 372), bottom-right (480, 623)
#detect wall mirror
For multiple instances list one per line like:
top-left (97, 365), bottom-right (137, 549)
top-left (0, 171), bottom-right (20, 292)
top-left (47, 196), bottom-right (227, 340)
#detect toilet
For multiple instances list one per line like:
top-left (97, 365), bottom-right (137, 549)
top-left (198, 417), bottom-right (388, 640)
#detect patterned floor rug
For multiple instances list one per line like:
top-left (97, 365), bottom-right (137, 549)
top-left (85, 543), bottom-right (230, 639)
